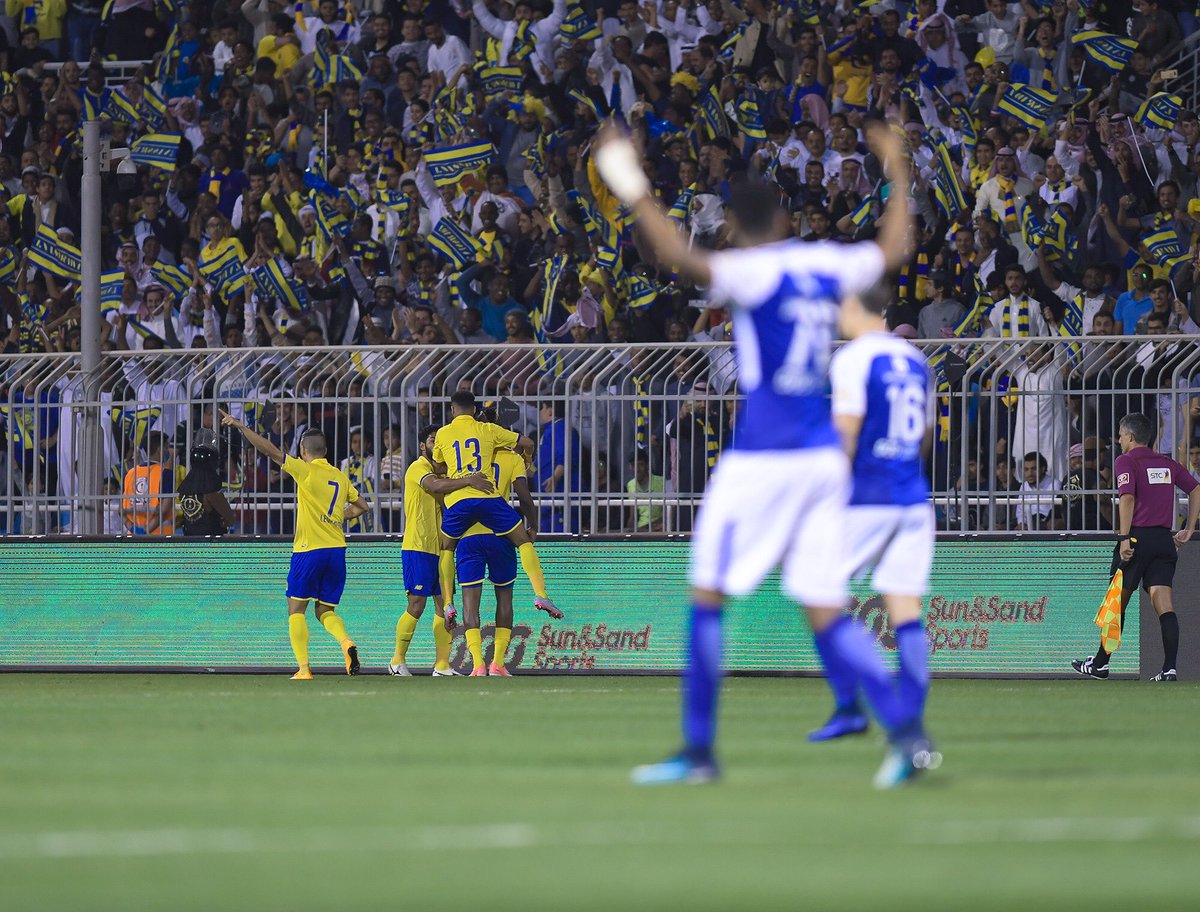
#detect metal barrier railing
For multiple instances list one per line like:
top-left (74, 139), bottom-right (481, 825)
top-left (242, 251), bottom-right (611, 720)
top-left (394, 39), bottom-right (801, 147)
top-left (44, 60), bottom-right (153, 89)
top-left (1163, 31), bottom-right (1200, 115)
top-left (1, 336), bottom-right (1196, 537)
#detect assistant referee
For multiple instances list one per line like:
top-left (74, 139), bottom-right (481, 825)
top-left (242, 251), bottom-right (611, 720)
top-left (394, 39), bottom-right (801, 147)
top-left (1074, 414), bottom-right (1200, 681)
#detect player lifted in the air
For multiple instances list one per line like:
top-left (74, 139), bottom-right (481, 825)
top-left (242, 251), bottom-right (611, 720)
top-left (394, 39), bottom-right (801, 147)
top-left (220, 410), bottom-right (367, 680)
top-left (594, 120), bottom-right (936, 787)
top-left (432, 390), bottom-right (563, 625)
top-left (812, 285), bottom-right (940, 782)
top-left (455, 402), bottom-right (539, 676)
top-left (389, 423), bottom-right (496, 678)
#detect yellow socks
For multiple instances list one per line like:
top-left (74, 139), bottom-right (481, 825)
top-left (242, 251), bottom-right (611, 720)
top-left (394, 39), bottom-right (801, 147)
top-left (288, 614), bottom-right (309, 668)
top-left (493, 627), bottom-right (512, 667)
top-left (517, 542), bottom-right (548, 599)
top-left (465, 628), bottom-right (484, 670)
top-left (321, 611), bottom-right (352, 646)
top-left (393, 611), bottom-right (418, 664)
top-left (433, 612), bottom-right (453, 672)
top-left (439, 549), bottom-right (456, 602)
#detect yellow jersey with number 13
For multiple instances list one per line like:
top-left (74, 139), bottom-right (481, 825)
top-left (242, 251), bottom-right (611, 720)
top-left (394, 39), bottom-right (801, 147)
top-left (431, 415), bottom-right (519, 508)
top-left (282, 455), bottom-right (359, 553)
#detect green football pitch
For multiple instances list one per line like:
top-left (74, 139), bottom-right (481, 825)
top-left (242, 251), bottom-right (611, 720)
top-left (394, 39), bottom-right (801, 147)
top-left (2, 675), bottom-right (1198, 911)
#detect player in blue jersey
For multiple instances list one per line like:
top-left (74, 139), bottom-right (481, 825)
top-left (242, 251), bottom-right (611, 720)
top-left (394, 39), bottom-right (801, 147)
top-left (812, 285), bottom-right (941, 782)
top-left (595, 122), bottom-right (936, 787)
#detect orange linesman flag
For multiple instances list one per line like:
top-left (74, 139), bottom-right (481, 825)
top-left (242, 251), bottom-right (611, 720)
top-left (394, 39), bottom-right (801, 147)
top-left (1093, 569), bottom-right (1124, 654)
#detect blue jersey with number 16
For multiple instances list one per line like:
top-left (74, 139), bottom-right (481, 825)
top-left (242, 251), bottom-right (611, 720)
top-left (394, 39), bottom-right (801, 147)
top-left (830, 331), bottom-right (933, 507)
top-left (707, 239), bottom-right (887, 452)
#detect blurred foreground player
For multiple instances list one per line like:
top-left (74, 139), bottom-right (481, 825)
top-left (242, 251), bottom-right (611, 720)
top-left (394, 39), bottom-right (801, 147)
top-left (389, 423), bottom-right (495, 677)
top-left (811, 286), bottom-right (936, 764)
top-left (1073, 413), bottom-right (1200, 681)
top-left (221, 410), bottom-right (368, 680)
top-left (594, 122), bottom-right (939, 787)
top-left (456, 403), bottom-right (539, 676)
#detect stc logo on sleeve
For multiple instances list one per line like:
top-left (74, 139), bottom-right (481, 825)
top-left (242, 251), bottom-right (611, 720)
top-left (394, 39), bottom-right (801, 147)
top-left (1147, 468), bottom-right (1172, 485)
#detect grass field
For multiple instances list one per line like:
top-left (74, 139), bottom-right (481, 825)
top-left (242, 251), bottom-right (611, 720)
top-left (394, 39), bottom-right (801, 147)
top-left (2, 674), bottom-right (1199, 910)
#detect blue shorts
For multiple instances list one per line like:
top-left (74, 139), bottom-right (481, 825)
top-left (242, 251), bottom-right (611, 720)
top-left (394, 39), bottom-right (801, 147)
top-left (441, 497), bottom-right (523, 539)
top-left (286, 547), bottom-right (348, 606)
top-left (402, 550), bottom-right (441, 598)
top-left (457, 534), bottom-right (517, 589)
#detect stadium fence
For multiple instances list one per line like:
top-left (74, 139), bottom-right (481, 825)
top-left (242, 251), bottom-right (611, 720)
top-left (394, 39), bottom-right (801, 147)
top-left (1, 336), bottom-right (1196, 537)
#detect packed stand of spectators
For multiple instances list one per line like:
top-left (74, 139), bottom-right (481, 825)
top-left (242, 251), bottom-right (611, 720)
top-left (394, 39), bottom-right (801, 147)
top-left (2, 0), bottom-right (1200, 535)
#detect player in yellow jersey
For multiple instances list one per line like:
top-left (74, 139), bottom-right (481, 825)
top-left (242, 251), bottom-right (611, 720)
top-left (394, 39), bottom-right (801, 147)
top-left (432, 391), bottom-right (563, 623)
top-left (456, 404), bottom-right (539, 676)
top-left (220, 410), bottom-right (367, 680)
top-left (389, 423), bottom-right (495, 677)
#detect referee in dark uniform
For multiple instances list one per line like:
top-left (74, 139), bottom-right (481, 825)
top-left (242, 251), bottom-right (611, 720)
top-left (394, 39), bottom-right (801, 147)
top-left (1074, 414), bottom-right (1200, 680)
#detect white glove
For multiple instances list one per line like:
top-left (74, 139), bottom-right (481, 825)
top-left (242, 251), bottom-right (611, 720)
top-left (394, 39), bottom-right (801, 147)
top-left (594, 137), bottom-right (651, 206)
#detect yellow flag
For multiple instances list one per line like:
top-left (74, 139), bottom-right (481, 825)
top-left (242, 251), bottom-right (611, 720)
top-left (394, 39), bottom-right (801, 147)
top-left (1092, 568), bottom-right (1125, 654)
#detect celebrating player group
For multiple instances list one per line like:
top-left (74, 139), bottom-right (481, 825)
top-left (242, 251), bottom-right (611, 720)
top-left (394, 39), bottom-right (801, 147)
top-left (220, 393), bottom-right (562, 681)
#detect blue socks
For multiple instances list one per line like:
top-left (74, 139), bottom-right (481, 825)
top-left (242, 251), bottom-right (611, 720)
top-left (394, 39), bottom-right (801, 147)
top-left (894, 619), bottom-right (930, 718)
top-left (680, 607), bottom-right (925, 757)
top-left (818, 616), bottom-right (909, 733)
top-left (682, 603), bottom-right (722, 759)
top-left (812, 623), bottom-right (861, 714)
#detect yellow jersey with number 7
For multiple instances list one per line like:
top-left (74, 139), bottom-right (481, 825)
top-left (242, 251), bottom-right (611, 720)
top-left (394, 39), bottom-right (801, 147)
top-left (432, 415), bottom-right (519, 508)
top-left (282, 455), bottom-right (360, 553)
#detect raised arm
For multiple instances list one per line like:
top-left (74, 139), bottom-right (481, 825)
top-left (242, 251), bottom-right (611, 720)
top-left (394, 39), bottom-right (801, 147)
top-left (1097, 203), bottom-right (1132, 257)
top-left (868, 121), bottom-right (914, 273)
top-left (535, 0), bottom-right (566, 38)
top-left (1036, 244), bottom-right (1063, 291)
top-left (594, 126), bottom-right (713, 285)
top-left (472, 0), bottom-right (508, 39)
top-left (220, 409), bottom-right (285, 465)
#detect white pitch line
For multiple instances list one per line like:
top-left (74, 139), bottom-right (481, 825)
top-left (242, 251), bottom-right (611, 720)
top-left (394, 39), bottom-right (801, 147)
top-left (0, 821), bottom-right (705, 862)
top-left (7, 815), bottom-right (1194, 862)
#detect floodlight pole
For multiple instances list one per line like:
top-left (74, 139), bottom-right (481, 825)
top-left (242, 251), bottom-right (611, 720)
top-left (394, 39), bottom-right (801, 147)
top-left (78, 120), bottom-right (102, 535)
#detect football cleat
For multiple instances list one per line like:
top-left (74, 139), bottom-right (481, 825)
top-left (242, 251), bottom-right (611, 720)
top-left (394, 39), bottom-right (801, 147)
top-left (290, 668), bottom-right (314, 681)
top-left (1071, 656), bottom-right (1110, 679)
top-left (488, 662), bottom-right (512, 677)
top-left (387, 663), bottom-right (412, 677)
top-left (807, 708), bottom-right (869, 743)
top-left (1150, 669), bottom-right (1178, 681)
top-left (343, 642), bottom-right (360, 676)
top-left (873, 738), bottom-right (942, 791)
top-left (534, 596), bottom-right (563, 620)
top-left (631, 750), bottom-right (720, 786)
top-left (431, 667), bottom-right (461, 677)
top-left (468, 666), bottom-right (489, 677)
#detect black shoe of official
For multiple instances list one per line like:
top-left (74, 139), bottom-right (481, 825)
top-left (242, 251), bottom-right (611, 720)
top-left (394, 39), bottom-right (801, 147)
top-left (1071, 656), bottom-right (1109, 679)
top-left (1150, 668), bottom-right (1177, 681)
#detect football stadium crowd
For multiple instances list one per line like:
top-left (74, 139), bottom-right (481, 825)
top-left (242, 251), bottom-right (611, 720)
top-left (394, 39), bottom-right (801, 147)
top-left (2, 0), bottom-right (1200, 534)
